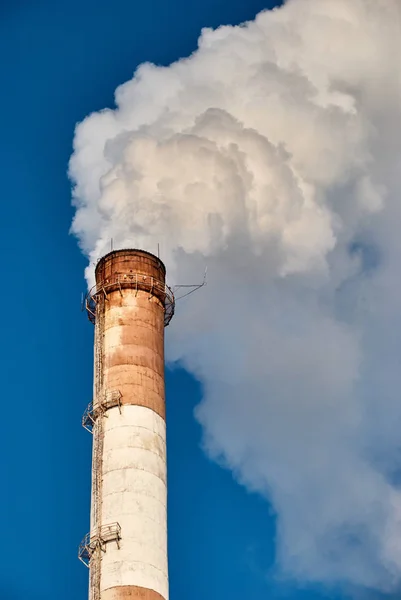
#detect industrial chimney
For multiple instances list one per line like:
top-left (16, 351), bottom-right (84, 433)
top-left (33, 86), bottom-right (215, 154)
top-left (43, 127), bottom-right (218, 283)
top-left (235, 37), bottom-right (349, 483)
top-left (79, 249), bottom-right (175, 600)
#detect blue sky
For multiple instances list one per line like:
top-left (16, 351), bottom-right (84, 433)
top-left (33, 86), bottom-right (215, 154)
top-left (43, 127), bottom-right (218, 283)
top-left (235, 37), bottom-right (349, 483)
top-left (0, 1), bottom-right (388, 599)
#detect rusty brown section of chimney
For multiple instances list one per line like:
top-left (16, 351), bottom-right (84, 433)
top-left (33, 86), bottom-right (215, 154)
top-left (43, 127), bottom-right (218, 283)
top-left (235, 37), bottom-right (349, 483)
top-left (102, 585), bottom-right (166, 599)
top-left (95, 249), bottom-right (168, 420)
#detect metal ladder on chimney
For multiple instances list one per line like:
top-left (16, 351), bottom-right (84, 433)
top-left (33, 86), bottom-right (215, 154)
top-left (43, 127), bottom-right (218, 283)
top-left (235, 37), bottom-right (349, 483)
top-left (77, 294), bottom-right (122, 600)
top-left (90, 293), bottom-right (105, 600)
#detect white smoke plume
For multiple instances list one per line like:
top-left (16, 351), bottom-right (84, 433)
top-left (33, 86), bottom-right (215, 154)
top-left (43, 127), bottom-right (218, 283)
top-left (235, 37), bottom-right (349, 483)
top-left (69, 0), bottom-right (401, 592)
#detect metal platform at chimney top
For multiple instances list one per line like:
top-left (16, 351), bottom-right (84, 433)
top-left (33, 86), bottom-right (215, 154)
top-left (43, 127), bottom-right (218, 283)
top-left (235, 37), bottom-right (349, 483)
top-left (84, 272), bottom-right (175, 327)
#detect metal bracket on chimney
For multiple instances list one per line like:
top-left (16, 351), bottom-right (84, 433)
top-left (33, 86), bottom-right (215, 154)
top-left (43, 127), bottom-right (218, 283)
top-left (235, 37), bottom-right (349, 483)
top-left (82, 390), bottom-right (122, 433)
top-left (78, 522), bottom-right (122, 567)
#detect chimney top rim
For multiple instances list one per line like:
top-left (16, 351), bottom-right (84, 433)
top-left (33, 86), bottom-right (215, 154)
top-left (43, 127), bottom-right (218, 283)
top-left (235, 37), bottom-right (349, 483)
top-left (95, 248), bottom-right (166, 275)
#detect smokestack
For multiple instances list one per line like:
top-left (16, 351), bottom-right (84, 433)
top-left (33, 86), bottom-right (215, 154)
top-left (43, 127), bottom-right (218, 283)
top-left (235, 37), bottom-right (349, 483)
top-left (70, 1), bottom-right (401, 592)
top-left (79, 249), bottom-right (175, 600)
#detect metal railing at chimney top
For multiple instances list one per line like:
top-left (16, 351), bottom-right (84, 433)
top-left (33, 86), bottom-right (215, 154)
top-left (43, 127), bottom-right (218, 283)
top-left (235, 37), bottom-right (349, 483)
top-left (85, 272), bottom-right (175, 326)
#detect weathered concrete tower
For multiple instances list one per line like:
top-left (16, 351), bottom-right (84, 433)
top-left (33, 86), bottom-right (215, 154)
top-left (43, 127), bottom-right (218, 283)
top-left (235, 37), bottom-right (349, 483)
top-left (79, 249), bottom-right (175, 600)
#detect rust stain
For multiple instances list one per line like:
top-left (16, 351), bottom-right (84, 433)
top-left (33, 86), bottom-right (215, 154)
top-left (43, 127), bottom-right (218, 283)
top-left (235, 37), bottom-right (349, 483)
top-left (96, 251), bottom-right (167, 421)
top-left (102, 586), bottom-right (166, 600)
top-left (95, 249), bottom-right (167, 306)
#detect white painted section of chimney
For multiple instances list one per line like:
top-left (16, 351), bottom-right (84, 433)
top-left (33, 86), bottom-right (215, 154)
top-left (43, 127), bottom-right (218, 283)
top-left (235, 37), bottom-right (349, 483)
top-left (99, 405), bottom-right (168, 599)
